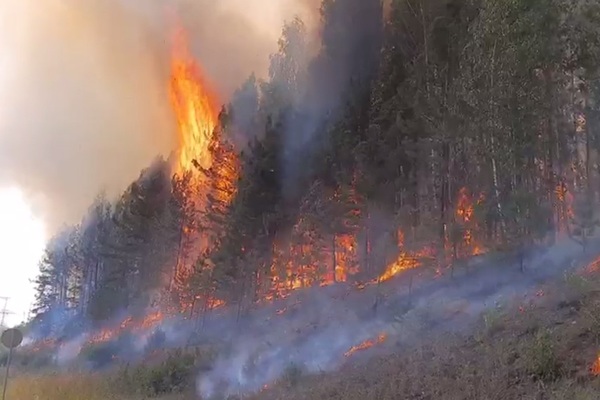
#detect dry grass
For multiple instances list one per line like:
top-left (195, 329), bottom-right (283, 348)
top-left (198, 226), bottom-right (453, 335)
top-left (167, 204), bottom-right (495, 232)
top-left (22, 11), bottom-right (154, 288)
top-left (252, 271), bottom-right (600, 400)
top-left (5, 270), bottom-right (600, 400)
top-left (1, 373), bottom-right (190, 400)
top-left (3, 373), bottom-right (121, 400)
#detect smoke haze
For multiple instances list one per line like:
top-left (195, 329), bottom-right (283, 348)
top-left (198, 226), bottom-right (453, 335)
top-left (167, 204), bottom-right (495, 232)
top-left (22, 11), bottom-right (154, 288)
top-left (21, 236), bottom-right (598, 398)
top-left (0, 0), bottom-right (320, 233)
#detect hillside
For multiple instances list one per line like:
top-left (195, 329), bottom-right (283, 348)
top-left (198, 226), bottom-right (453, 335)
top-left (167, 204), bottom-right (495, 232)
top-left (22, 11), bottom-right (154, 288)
top-left (4, 249), bottom-right (600, 399)
top-left (11, 0), bottom-right (600, 399)
top-left (254, 260), bottom-right (600, 400)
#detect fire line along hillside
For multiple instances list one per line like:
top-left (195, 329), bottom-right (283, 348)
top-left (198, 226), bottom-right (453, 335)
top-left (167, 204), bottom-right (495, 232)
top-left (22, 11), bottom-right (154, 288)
top-left (12, 0), bottom-right (600, 399)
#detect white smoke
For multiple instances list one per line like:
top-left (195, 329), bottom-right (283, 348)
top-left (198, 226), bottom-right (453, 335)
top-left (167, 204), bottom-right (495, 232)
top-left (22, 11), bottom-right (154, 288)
top-left (0, 0), bottom-right (321, 234)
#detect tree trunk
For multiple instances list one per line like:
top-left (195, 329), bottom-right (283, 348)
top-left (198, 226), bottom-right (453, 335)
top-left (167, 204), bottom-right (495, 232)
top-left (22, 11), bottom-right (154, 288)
top-left (332, 233), bottom-right (337, 283)
top-left (489, 39), bottom-right (506, 239)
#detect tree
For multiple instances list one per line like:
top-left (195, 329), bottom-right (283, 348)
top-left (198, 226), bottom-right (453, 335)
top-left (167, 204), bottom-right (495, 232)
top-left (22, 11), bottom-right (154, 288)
top-left (570, 190), bottom-right (599, 253)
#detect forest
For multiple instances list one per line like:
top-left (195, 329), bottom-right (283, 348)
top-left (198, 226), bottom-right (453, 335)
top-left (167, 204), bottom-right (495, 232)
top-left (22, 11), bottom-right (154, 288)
top-left (31, 0), bottom-right (600, 337)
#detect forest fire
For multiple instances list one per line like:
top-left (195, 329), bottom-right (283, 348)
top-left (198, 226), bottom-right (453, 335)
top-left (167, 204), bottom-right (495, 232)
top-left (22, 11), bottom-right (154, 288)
top-left (455, 187), bottom-right (486, 257)
top-left (169, 24), bottom-right (220, 173)
top-left (344, 333), bottom-right (387, 357)
top-left (264, 184), bottom-right (491, 298)
top-left (378, 230), bottom-right (433, 282)
top-left (166, 21), bottom-right (240, 310)
top-left (165, 22), bottom-right (489, 308)
top-left (87, 312), bottom-right (164, 346)
top-left (555, 183), bottom-right (574, 234)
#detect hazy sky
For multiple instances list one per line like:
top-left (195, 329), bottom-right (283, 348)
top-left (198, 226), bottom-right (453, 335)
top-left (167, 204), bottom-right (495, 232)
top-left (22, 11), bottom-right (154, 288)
top-left (0, 0), bottom-right (321, 327)
top-left (0, 188), bottom-right (46, 327)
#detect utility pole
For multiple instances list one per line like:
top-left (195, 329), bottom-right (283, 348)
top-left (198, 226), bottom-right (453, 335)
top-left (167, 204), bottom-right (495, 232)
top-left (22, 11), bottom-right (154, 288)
top-left (0, 297), bottom-right (14, 328)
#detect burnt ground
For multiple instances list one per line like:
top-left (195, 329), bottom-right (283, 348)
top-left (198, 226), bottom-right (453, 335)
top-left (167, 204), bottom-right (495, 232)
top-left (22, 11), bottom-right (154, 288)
top-left (249, 252), bottom-right (600, 400)
top-left (194, 237), bottom-right (597, 398)
top-left (9, 237), bottom-right (600, 400)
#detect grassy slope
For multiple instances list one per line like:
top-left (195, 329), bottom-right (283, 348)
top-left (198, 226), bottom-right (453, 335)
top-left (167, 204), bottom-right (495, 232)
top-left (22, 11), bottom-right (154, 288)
top-left (254, 270), bottom-right (600, 400)
top-left (4, 269), bottom-right (600, 400)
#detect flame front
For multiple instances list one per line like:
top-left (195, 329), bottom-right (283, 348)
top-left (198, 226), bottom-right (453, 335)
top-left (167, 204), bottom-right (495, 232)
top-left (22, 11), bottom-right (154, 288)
top-left (169, 25), bottom-right (219, 173)
top-left (344, 333), bottom-right (387, 357)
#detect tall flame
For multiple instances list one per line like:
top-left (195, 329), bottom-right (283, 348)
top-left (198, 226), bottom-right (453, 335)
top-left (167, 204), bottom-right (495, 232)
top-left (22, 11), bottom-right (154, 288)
top-left (169, 25), bottom-right (219, 173)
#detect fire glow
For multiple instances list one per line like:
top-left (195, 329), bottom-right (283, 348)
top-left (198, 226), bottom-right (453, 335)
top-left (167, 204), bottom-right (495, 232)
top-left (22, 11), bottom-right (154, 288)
top-left (344, 333), bottom-right (387, 357)
top-left (591, 352), bottom-right (600, 376)
top-left (169, 24), bottom-right (219, 174)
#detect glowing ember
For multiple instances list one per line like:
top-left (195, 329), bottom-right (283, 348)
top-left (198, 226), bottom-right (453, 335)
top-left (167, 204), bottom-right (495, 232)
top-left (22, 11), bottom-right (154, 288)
top-left (555, 183), bottom-right (574, 234)
top-left (456, 187), bottom-right (474, 223)
top-left (169, 24), bottom-right (219, 173)
top-left (591, 352), bottom-right (600, 375)
top-left (586, 256), bottom-right (600, 274)
top-left (455, 187), bottom-right (486, 257)
top-left (344, 333), bottom-right (387, 357)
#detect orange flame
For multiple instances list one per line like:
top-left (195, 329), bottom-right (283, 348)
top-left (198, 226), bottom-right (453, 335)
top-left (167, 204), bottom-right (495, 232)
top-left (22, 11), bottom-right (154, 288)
top-left (86, 312), bottom-right (165, 347)
top-left (555, 183), bottom-right (574, 234)
top-left (377, 229), bottom-right (434, 282)
top-left (166, 22), bottom-right (240, 308)
top-left (169, 24), bottom-right (219, 173)
top-left (591, 352), bottom-right (600, 375)
top-left (344, 333), bottom-right (387, 357)
top-left (455, 187), bottom-right (486, 256)
top-left (585, 256), bottom-right (600, 274)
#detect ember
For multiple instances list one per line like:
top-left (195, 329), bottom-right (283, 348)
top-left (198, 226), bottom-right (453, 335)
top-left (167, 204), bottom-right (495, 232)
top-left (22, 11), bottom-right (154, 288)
top-left (344, 333), bottom-right (387, 357)
top-left (591, 352), bottom-right (600, 376)
top-left (454, 187), bottom-right (486, 257)
top-left (585, 256), bottom-right (600, 274)
top-left (555, 183), bottom-right (574, 234)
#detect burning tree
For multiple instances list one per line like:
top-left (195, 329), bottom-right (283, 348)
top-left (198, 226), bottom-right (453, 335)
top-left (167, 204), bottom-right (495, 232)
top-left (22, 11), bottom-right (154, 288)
top-left (26, 0), bottom-right (600, 379)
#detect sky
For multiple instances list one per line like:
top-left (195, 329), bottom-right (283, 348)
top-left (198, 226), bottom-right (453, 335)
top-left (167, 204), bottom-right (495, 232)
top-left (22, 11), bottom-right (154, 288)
top-left (0, 188), bottom-right (46, 327)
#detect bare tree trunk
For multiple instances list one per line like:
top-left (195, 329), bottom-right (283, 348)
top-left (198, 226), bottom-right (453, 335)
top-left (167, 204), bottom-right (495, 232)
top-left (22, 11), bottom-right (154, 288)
top-left (332, 233), bottom-right (337, 283)
top-left (364, 210), bottom-right (371, 273)
top-left (169, 221), bottom-right (186, 292)
top-left (489, 39), bottom-right (506, 239)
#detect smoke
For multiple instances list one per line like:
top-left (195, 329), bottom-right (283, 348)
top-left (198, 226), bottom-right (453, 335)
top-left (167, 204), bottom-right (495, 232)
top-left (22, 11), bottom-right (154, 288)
top-left (192, 237), bottom-right (595, 398)
top-left (18, 234), bottom-right (600, 397)
top-left (278, 0), bottom-right (385, 198)
top-left (0, 0), bottom-right (321, 233)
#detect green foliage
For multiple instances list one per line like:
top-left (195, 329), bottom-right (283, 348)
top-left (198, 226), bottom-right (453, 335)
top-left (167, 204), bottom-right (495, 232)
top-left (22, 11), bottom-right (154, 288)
top-left (524, 329), bottom-right (562, 382)
top-left (482, 307), bottom-right (505, 336)
top-left (114, 351), bottom-right (197, 397)
top-left (279, 363), bottom-right (304, 388)
top-left (80, 342), bottom-right (119, 369)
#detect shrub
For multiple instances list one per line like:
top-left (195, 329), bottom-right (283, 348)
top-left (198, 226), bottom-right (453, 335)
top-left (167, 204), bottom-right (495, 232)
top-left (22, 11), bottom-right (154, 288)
top-left (524, 329), bottom-right (561, 382)
top-left (279, 363), bottom-right (304, 388)
top-left (115, 350), bottom-right (196, 397)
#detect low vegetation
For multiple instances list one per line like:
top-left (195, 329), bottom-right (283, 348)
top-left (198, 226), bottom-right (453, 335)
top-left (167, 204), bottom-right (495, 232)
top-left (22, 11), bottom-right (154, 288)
top-left (3, 269), bottom-right (600, 400)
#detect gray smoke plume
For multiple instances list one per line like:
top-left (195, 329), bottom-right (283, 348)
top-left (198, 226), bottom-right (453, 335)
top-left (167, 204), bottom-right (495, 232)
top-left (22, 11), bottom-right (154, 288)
top-left (278, 0), bottom-right (385, 197)
top-left (0, 0), bottom-right (321, 233)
